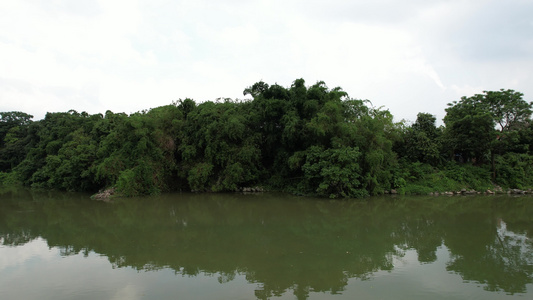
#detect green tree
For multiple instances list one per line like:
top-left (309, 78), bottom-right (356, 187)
top-left (94, 105), bottom-right (183, 196)
top-left (0, 111), bottom-right (33, 144)
top-left (298, 145), bottom-right (365, 198)
top-left (352, 107), bottom-right (398, 194)
top-left (444, 90), bottom-right (532, 184)
top-left (31, 128), bottom-right (99, 191)
top-left (399, 113), bottom-right (443, 165)
top-left (0, 112), bottom-right (34, 172)
top-left (178, 100), bottom-right (262, 192)
top-left (443, 96), bottom-right (496, 164)
top-left (483, 89), bottom-right (532, 134)
top-left (14, 111), bottom-right (104, 191)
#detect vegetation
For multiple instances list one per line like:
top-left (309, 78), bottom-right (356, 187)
top-left (1, 81), bottom-right (532, 197)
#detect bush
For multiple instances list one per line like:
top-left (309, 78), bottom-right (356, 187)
top-left (397, 161), bottom-right (493, 194)
top-left (399, 184), bottom-right (433, 195)
top-left (0, 171), bottom-right (21, 185)
top-left (444, 162), bottom-right (492, 191)
top-left (299, 146), bottom-right (367, 198)
top-left (116, 164), bottom-right (163, 197)
top-left (495, 153), bottom-right (533, 189)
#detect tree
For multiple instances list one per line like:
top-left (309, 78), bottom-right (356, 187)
top-left (0, 112), bottom-right (36, 172)
top-left (444, 89), bottom-right (532, 182)
top-left (444, 96), bottom-right (496, 164)
top-left (353, 107), bottom-right (398, 194)
top-left (0, 111), bottom-right (33, 141)
top-left (298, 145), bottom-right (365, 198)
top-left (401, 113), bottom-right (443, 165)
top-left (178, 100), bottom-right (262, 192)
top-left (482, 89), bottom-right (532, 134)
top-left (0, 112), bottom-right (34, 167)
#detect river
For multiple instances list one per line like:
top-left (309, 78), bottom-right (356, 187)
top-left (1, 186), bottom-right (533, 299)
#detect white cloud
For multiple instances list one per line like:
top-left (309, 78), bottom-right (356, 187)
top-left (0, 238), bottom-right (57, 271)
top-left (0, 0), bottom-right (532, 123)
top-left (111, 284), bottom-right (142, 300)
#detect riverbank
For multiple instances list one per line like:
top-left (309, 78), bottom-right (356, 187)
top-left (388, 187), bottom-right (533, 196)
top-left (87, 183), bottom-right (533, 201)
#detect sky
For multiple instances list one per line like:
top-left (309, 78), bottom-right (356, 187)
top-left (1, 0), bottom-right (532, 124)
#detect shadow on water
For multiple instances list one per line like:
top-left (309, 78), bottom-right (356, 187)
top-left (1, 187), bottom-right (533, 298)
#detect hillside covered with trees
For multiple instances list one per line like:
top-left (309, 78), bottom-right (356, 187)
top-left (1, 79), bottom-right (532, 198)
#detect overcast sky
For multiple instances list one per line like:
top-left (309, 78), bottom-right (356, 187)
top-left (1, 0), bottom-right (532, 123)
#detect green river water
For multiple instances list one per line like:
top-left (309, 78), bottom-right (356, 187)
top-left (1, 186), bottom-right (533, 299)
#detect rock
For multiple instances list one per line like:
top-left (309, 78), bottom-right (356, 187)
top-left (91, 187), bottom-right (116, 202)
top-left (509, 189), bottom-right (526, 194)
top-left (240, 186), bottom-right (265, 193)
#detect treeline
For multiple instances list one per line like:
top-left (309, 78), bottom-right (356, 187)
top-left (1, 79), bottom-right (532, 197)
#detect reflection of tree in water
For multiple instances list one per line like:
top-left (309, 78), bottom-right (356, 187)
top-left (0, 229), bottom-right (36, 246)
top-left (0, 187), bottom-right (69, 246)
top-left (446, 218), bottom-right (533, 294)
top-left (2, 190), bottom-right (533, 298)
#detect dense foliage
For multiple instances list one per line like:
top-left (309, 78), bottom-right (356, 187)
top-left (1, 81), bottom-right (532, 197)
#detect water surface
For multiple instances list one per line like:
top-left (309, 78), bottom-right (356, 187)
top-left (1, 187), bottom-right (533, 299)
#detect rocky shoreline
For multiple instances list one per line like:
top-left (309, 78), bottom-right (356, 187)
top-left (387, 186), bottom-right (533, 196)
top-left (90, 187), bottom-right (117, 201)
top-left (91, 185), bottom-right (532, 201)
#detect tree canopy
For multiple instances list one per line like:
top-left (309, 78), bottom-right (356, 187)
top-left (1, 81), bottom-right (532, 196)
